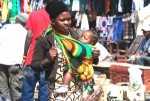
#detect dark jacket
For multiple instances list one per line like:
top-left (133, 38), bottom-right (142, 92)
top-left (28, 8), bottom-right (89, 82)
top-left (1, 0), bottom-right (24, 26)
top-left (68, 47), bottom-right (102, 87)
top-left (31, 34), bottom-right (54, 71)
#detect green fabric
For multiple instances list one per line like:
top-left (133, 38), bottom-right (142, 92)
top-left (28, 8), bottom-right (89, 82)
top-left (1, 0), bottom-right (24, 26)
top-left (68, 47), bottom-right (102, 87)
top-left (54, 33), bottom-right (93, 70)
top-left (9, 0), bottom-right (19, 21)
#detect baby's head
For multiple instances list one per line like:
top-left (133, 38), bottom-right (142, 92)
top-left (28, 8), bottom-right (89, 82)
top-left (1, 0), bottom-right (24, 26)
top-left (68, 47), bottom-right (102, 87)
top-left (80, 30), bottom-right (98, 45)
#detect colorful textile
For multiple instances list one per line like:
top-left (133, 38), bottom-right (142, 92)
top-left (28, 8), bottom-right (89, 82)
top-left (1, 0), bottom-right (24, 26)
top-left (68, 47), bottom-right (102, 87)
top-left (1, 0), bottom-right (9, 22)
top-left (112, 16), bottom-right (124, 43)
top-left (54, 33), bottom-right (93, 65)
top-left (122, 14), bottom-right (134, 40)
top-left (54, 33), bottom-right (94, 81)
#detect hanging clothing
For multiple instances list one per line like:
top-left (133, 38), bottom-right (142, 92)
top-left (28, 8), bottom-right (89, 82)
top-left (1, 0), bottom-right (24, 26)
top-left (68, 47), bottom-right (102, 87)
top-left (112, 16), bottom-right (124, 43)
top-left (107, 16), bottom-right (114, 40)
top-left (0, 0), bottom-right (2, 8)
top-left (75, 12), bottom-right (82, 27)
top-left (80, 0), bottom-right (87, 13)
top-left (93, 0), bottom-right (105, 16)
top-left (1, 0), bottom-right (9, 22)
top-left (110, 0), bottom-right (119, 15)
top-left (72, 0), bottom-right (80, 11)
top-left (118, 0), bottom-right (123, 13)
top-left (122, 0), bottom-right (132, 13)
top-left (136, 4), bottom-right (150, 36)
top-left (132, 0), bottom-right (144, 11)
top-left (144, 0), bottom-right (150, 7)
top-left (80, 13), bottom-right (89, 30)
top-left (63, 0), bottom-right (71, 5)
top-left (104, 0), bottom-right (111, 14)
top-left (96, 16), bottom-right (108, 37)
top-left (9, 0), bottom-right (20, 22)
top-left (23, 0), bottom-right (30, 13)
top-left (87, 0), bottom-right (93, 12)
top-left (122, 14), bottom-right (134, 40)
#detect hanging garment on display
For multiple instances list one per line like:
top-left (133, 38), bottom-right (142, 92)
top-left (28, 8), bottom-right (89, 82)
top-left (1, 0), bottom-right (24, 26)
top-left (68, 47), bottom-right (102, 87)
top-left (80, 0), bottom-right (87, 13)
top-left (75, 12), bottom-right (82, 27)
top-left (1, 0), bottom-right (9, 22)
top-left (122, 14), bottom-right (134, 40)
top-left (144, 0), bottom-right (150, 7)
top-left (0, 0), bottom-right (2, 8)
top-left (96, 16), bottom-right (108, 37)
top-left (23, 0), bottom-right (29, 13)
top-left (122, 0), bottom-right (132, 13)
top-left (37, 0), bottom-right (44, 9)
top-left (96, 16), bottom-right (101, 30)
top-left (132, 0), bottom-right (144, 11)
top-left (93, 0), bottom-right (105, 16)
top-left (112, 16), bottom-right (124, 43)
top-left (110, 0), bottom-right (119, 15)
top-left (107, 16), bottom-right (114, 40)
top-left (72, 0), bottom-right (80, 11)
top-left (137, 4), bottom-right (150, 36)
top-left (104, 0), bottom-right (111, 14)
top-left (80, 13), bottom-right (89, 30)
top-left (9, 0), bottom-right (20, 23)
top-left (63, 0), bottom-right (71, 6)
top-left (118, 0), bottom-right (123, 12)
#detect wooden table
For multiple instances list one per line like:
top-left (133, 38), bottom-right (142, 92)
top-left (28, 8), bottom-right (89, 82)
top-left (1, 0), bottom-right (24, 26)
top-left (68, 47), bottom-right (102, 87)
top-left (93, 62), bottom-right (150, 69)
top-left (93, 62), bottom-right (150, 91)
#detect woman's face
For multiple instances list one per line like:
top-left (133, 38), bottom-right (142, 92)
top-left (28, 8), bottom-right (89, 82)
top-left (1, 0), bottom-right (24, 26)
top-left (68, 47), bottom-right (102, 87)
top-left (53, 11), bottom-right (72, 35)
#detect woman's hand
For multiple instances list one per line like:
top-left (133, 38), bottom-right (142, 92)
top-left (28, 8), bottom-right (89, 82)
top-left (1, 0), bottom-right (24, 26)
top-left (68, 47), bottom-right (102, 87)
top-left (49, 46), bottom-right (57, 62)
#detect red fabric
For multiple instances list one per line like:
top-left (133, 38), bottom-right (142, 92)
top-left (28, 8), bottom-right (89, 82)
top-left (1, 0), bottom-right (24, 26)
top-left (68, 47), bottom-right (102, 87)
top-left (104, 0), bottom-right (111, 14)
top-left (24, 9), bottom-right (51, 65)
top-left (142, 70), bottom-right (150, 92)
top-left (21, 0), bottom-right (24, 12)
top-left (109, 65), bottom-right (129, 84)
top-left (110, 65), bottom-right (128, 73)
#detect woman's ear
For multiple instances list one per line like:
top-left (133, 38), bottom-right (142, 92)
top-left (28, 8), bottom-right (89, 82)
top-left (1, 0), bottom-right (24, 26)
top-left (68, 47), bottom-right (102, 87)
top-left (51, 21), bottom-right (55, 26)
top-left (51, 18), bottom-right (56, 24)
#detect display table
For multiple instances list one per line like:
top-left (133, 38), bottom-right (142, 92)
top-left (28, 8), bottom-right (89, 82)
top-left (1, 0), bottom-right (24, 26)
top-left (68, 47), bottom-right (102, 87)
top-left (93, 62), bottom-right (150, 69)
top-left (93, 62), bottom-right (150, 92)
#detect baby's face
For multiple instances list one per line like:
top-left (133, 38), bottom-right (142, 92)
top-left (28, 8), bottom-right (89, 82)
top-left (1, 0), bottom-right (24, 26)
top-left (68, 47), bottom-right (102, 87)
top-left (80, 31), bottom-right (93, 44)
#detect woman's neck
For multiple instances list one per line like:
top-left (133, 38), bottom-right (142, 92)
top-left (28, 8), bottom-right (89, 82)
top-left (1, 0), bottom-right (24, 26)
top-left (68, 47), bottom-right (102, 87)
top-left (53, 29), bottom-right (69, 35)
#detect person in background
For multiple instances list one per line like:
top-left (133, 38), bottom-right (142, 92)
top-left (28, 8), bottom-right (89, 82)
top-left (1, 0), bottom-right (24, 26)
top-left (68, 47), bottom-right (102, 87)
top-left (95, 42), bottom-right (112, 64)
top-left (0, 13), bottom-right (28, 101)
top-left (135, 19), bottom-right (150, 66)
top-left (23, 0), bottom-right (51, 64)
top-left (21, 0), bottom-right (52, 101)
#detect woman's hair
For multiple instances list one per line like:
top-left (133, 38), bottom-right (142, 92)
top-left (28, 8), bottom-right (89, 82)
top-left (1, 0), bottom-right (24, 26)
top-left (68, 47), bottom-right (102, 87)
top-left (45, 1), bottom-right (69, 20)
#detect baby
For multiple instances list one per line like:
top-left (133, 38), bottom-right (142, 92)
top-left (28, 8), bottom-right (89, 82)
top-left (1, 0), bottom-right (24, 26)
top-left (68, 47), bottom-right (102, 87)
top-left (59, 30), bottom-right (99, 93)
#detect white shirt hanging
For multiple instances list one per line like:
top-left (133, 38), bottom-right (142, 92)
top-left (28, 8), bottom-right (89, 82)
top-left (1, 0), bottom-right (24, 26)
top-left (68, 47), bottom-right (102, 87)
top-left (72, 0), bottom-right (80, 11)
top-left (118, 0), bottom-right (123, 12)
top-left (132, 0), bottom-right (144, 11)
top-left (80, 13), bottom-right (89, 30)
